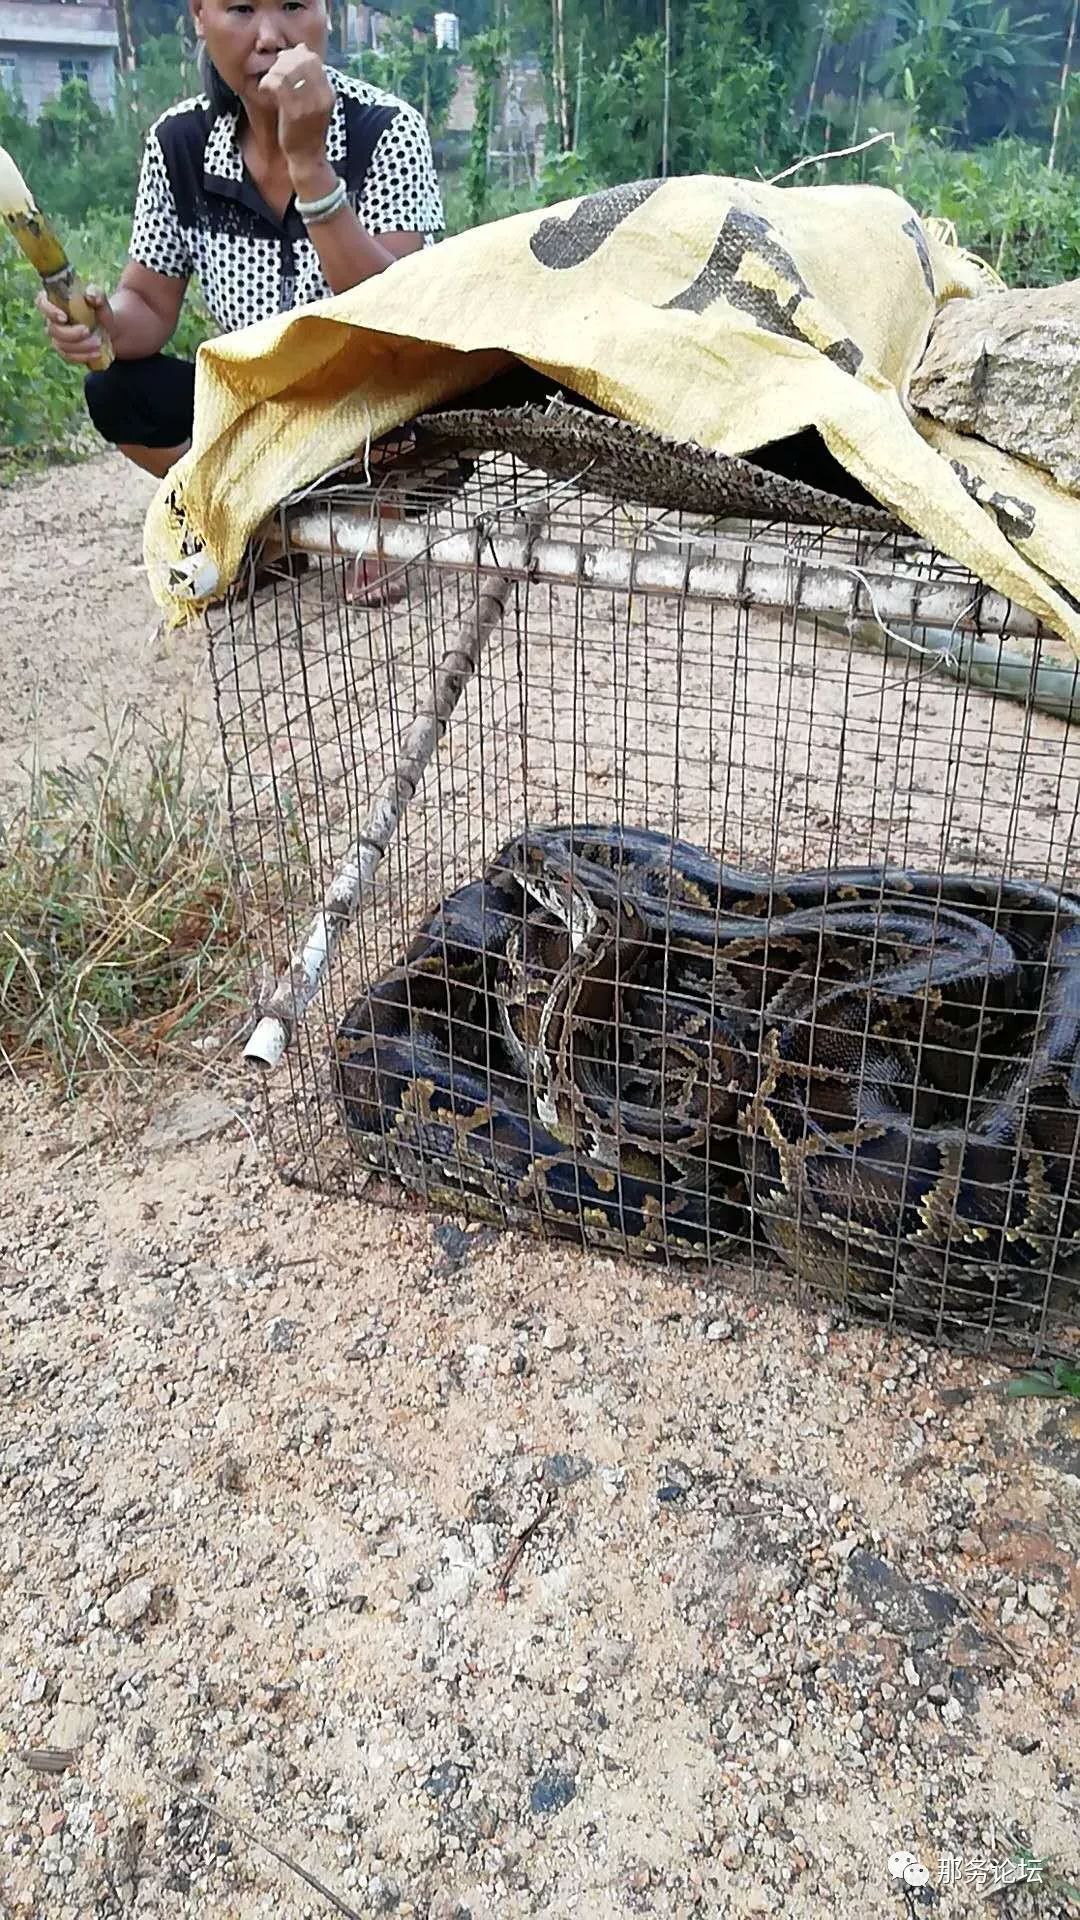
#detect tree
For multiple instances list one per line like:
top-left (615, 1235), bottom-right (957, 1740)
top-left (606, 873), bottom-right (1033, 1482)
top-left (350, 14), bottom-right (457, 133)
top-left (875, 0), bottom-right (1056, 142)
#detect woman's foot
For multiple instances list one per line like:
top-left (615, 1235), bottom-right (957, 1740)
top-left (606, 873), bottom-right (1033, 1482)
top-left (347, 553), bottom-right (410, 607)
top-left (251, 550), bottom-right (310, 594)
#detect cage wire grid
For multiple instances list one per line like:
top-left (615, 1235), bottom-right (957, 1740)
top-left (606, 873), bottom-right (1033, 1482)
top-left (205, 446), bottom-right (1080, 1362)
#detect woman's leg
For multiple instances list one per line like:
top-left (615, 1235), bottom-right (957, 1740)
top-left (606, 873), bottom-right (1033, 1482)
top-left (116, 440), bottom-right (190, 479)
top-left (84, 355), bottom-right (196, 477)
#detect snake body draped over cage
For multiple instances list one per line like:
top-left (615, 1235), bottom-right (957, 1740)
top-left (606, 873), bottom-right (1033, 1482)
top-left (332, 824), bottom-right (1080, 1332)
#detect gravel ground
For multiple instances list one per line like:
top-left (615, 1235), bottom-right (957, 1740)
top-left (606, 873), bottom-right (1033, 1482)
top-left (1, 453), bottom-right (1078, 1919)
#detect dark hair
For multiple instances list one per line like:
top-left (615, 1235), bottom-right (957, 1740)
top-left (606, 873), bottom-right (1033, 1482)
top-left (198, 42), bottom-right (241, 116)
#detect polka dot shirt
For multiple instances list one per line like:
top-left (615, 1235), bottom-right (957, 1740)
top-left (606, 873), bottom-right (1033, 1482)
top-left (128, 67), bottom-right (444, 335)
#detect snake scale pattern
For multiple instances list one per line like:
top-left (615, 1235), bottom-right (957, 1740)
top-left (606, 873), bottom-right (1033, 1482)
top-left (410, 401), bottom-right (903, 532)
top-left (332, 825), bottom-right (1080, 1334)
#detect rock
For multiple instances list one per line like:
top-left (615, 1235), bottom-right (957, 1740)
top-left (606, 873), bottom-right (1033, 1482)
top-left (705, 1315), bottom-right (732, 1341)
top-left (1026, 1583), bottom-right (1057, 1620)
top-left (529, 1767), bottom-right (577, 1815)
top-left (657, 1460), bottom-right (695, 1502)
top-left (424, 1762), bottom-right (465, 1801)
top-left (264, 1317), bottom-right (299, 1354)
top-left (20, 1670), bottom-right (47, 1705)
top-left (214, 1397), bottom-right (254, 1435)
top-left (719, 1836), bottom-right (745, 1869)
top-left (104, 1578), bottom-right (153, 1630)
top-left (544, 1452), bottom-right (592, 1488)
top-left (910, 282), bottom-right (1080, 494)
top-left (46, 1704), bottom-right (96, 1749)
top-left (470, 1524), bottom-right (497, 1569)
top-left (430, 1223), bottom-right (472, 1271)
top-left (542, 1320), bottom-right (569, 1352)
top-left (140, 1090), bottom-right (238, 1151)
top-left (845, 1551), bottom-right (959, 1641)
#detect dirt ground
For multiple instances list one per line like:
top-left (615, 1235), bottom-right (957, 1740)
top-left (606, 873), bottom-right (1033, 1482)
top-left (1, 452), bottom-right (1079, 1919)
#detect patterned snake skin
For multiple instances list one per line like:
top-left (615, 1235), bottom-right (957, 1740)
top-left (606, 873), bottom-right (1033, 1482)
top-left (333, 825), bottom-right (1080, 1334)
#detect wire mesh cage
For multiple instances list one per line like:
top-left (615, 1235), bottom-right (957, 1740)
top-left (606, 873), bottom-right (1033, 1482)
top-left (206, 428), bottom-right (1080, 1363)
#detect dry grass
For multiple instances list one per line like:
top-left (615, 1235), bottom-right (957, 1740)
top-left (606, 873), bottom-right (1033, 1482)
top-left (0, 711), bottom-right (251, 1092)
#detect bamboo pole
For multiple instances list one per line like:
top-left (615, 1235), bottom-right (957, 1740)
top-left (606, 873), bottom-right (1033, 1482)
top-left (1049, 0), bottom-right (1079, 172)
top-left (243, 509), bottom-right (546, 1071)
top-left (552, 0), bottom-right (570, 149)
top-left (660, 0), bottom-right (671, 178)
top-left (279, 507), bottom-right (1049, 642)
top-left (800, 16), bottom-right (830, 155)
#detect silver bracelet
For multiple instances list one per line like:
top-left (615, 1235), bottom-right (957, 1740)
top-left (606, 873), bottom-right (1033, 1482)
top-left (296, 178), bottom-right (348, 224)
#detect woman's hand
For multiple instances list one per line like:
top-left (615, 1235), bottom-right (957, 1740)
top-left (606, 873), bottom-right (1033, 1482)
top-left (36, 284), bottom-right (115, 366)
top-left (258, 45), bottom-right (336, 196)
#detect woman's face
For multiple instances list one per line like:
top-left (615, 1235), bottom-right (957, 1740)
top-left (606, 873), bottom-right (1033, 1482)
top-left (192, 0), bottom-right (330, 109)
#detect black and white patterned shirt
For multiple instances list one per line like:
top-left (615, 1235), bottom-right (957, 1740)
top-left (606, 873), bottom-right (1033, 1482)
top-left (129, 67), bottom-right (444, 335)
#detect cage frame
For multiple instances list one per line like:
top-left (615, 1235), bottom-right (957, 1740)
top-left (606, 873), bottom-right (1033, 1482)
top-left (204, 431), bottom-right (1080, 1367)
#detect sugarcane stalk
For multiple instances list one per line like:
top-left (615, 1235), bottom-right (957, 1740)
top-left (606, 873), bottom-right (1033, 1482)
top-left (0, 143), bottom-right (113, 373)
top-left (243, 507), bottom-right (546, 1070)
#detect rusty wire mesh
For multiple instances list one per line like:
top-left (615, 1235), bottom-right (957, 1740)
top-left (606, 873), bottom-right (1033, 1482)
top-left (206, 445), bottom-right (1080, 1362)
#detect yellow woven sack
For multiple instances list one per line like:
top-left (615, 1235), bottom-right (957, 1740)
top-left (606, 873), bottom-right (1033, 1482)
top-left (143, 174), bottom-right (1080, 654)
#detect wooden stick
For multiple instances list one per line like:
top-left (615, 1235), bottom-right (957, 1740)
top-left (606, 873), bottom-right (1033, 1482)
top-left (152, 1771), bottom-right (364, 1920)
top-left (243, 507), bottom-right (546, 1070)
top-left (495, 1488), bottom-right (557, 1602)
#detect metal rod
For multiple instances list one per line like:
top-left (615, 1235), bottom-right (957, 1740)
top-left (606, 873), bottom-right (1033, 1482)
top-left (280, 507), bottom-right (1048, 642)
top-left (243, 507), bottom-right (546, 1070)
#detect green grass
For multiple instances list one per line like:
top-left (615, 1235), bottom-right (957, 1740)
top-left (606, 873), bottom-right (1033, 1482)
top-left (0, 714), bottom-right (249, 1093)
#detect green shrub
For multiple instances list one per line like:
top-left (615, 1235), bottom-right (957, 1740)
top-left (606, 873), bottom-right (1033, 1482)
top-left (881, 133), bottom-right (1080, 283)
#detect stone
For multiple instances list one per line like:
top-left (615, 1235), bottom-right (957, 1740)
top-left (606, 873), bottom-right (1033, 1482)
top-left (656, 1460), bottom-right (696, 1505)
top-left (910, 282), bottom-right (1080, 494)
top-left (140, 1090), bottom-right (238, 1151)
top-left (544, 1453), bottom-right (592, 1488)
top-left (1026, 1583), bottom-right (1057, 1620)
top-left (845, 1551), bottom-right (958, 1640)
top-left (529, 1767), bottom-right (577, 1815)
top-left (104, 1578), bottom-right (153, 1630)
top-left (542, 1321), bottom-right (569, 1352)
top-left (424, 1762), bottom-right (465, 1801)
top-left (46, 1704), bottom-right (96, 1749)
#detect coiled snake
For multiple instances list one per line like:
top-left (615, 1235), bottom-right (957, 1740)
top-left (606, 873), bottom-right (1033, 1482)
top-left (333, 825), bottom-right (1080, 1332)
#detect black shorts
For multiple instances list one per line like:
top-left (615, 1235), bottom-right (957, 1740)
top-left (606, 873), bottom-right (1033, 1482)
top-left (84, 354), bottom-right (196, 450)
